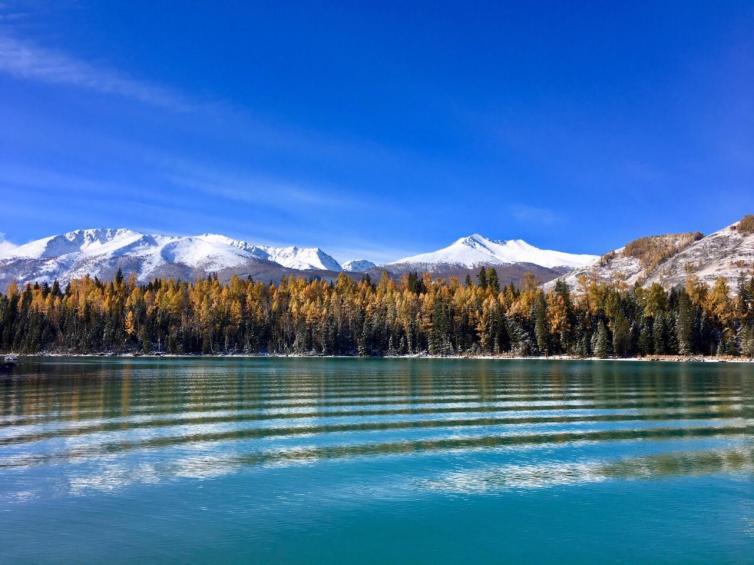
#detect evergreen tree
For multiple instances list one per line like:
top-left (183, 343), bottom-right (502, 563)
top-left (611, 312), bottom-right (630, 357)
top-left (487, 268), bottom-right (500, 293)
top-left (653, 312), bottom-right (668, 355)
top-left (676, 290), bottom-right (694, 355)
top-left (638, 318), bottom-right (653, 356)
top-left (478, 268), bottom-right (488, 289)
top-left (740, 324), bottom-right (754, 358)
top-left (593, 320), bottom-right (610, 358)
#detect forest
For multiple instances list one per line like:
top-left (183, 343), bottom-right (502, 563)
top-left (1, 268), bottom-right (753, 358)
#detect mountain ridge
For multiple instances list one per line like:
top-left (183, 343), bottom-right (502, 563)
top-left (5, 220), bottom-right (751, 291)
top-left (0, 228), bottom-right (343, 288)
top-left (0, 228), bottom-right (598, 289)
top-left (551, 216), bottom-right (754, 290)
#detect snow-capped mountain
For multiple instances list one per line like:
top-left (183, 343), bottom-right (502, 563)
top-left (264, 246), bottom-right (341, 271)
top-left (551, 216), bottom-right (754, 290)
top-left (189, 234), bottom-right (341, 271)
top-left (15, 223), bottom-right (747, 292)
top-left (0, 229), bottom-right (605, 289)
top-left (390, 234), bottom-right (598, 270)
top-left (342, 260), bottom-right (377, 273)
top-left (0, 228), bottom-right (343, 288)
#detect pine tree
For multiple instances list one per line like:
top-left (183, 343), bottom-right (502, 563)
top-left (534, 292), bottom-right (549, 355)
top-left (487, 268), bottom-right (500, 293)
top-left (653, 312), bottom-right (667, 355)
top-left (575, 333), bottom-right (589, 357)
top-left (593, 320), bottom-right (610, 358)
top-left (611, 312), bottom-right (630, 357)
top-left (638, 318), bottom-right (653, 356)
top-left (676, 290), bottom-right (694, 355)
top-left (478, 268), bottom-right (488, 289)
top-left (740, 324), bottom-right (754, 358)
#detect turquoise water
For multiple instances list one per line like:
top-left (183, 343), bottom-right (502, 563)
top-left (1, 358), bottom-right (752, 563)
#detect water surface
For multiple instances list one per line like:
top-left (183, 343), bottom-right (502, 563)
top-left (1, 358), bottom-right (753, 563)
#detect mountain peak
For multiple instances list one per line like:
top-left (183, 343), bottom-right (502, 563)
top-left (343, 259), bottom-right (377, 273)
top-left (261, 246), bottom-right (341, 271)
top-left (459, 233), bottom-right (487, 243)
top-left (62, 227), bottom-right (140, 243)
top-left (392, 235), bottom-right (597, 269)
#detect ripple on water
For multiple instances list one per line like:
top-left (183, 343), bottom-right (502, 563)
top-left (1, 358), bottom-right (753, 562)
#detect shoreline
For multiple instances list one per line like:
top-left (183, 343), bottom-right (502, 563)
top-left (6, 352), bottom-right (754, 364)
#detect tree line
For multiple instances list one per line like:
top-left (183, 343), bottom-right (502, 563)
top-left (1, 268), bottom-right (753, 357)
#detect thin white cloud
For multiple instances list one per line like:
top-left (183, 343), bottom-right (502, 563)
top-left (0, 33), bottom-right (189, 110)
top-left (0, 232), bottom-right (17, 258)
top-left (508, 204), bottom-right (562, 226)
top-left (327, 240), bottom-right (419, 265)
top-left (159, 158), bottom-right (370, 211)
top-left (0, 161), bottom-right (378, 250)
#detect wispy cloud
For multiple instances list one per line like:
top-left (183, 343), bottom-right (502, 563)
top-left (159, 158), bottom-right (371, 211)
top-left (508, 204), bottom-right (562, 226)
top-left (328, 242), bottom-right (418, 265)
top-left (0, 33), bottom-right (189, 110)
top-left (0, 232), bottom-right (17, 258)
top-left (0, 163), bottom-right (181, 212)
top-left (0, 27), bottom-right (402, 252)
top-left (0, 160), bottom-right (383, 249)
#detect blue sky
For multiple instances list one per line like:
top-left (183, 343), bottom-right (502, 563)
top-left (1, 1), bottom-right (752, 263)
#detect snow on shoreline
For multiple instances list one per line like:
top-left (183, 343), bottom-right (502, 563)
top-left (8, 353), bottom-right (754, 364)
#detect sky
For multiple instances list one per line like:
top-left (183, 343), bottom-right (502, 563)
top-left (1, 1), bottom-right (753, 263)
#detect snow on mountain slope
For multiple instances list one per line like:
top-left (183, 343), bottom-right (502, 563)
top-left (645, 222), bottom-right (754, 287)
top-left (550, 232), bottom-right (702, 289)
top-left (9, 228), bottom-right (146, 260)
top-left (342, 260), bottom-right (377, 272)
top-left (390, 234), bottom-right (597, 270)
top-left (262, 246), bottom-right (341, 271)
top-left (551, 218), bottom-right (754, 290)
top-left (191, 234), bottom-right (341, 271)
top-left (15, 222), bottom-right (751, 292)
top-left (160, 236), bottom-right (255, 271)
top-left (0, 228), bottom-right (343, 287)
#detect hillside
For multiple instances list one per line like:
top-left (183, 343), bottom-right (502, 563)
top-left (553, 216), bottom-right (754, 289)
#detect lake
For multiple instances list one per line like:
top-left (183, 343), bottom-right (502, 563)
top-left (0, 358), bottom-right (752, 563)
